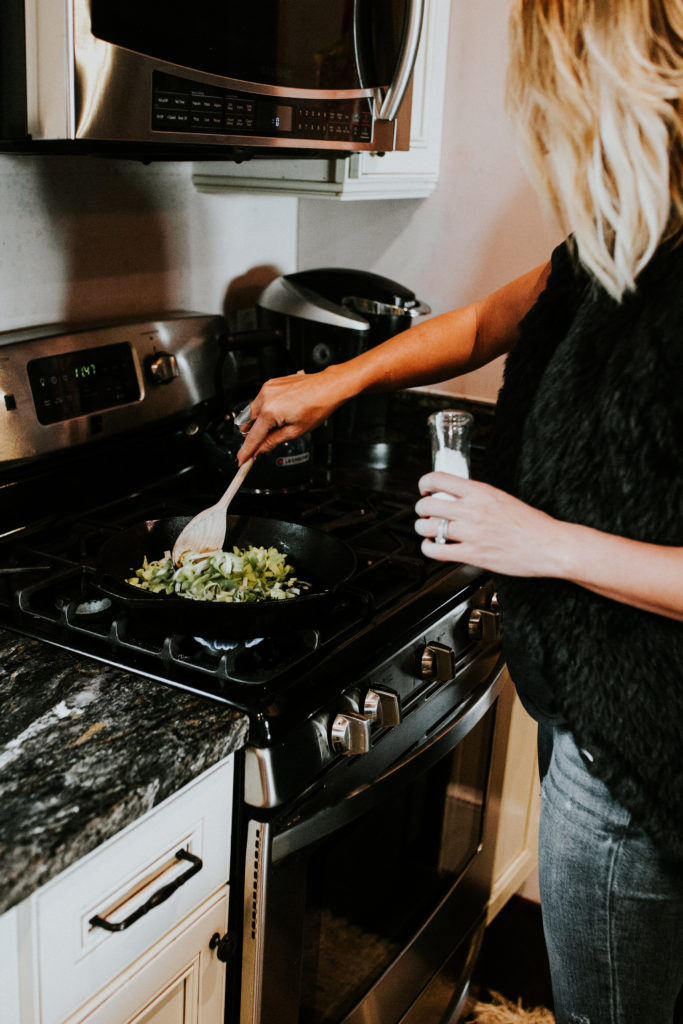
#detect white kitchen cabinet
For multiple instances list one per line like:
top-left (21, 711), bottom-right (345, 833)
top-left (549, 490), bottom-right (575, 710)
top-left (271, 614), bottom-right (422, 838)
top-left (192, 0), bottom-right (451, 201)
top-left (0, 905), bottom-right (21, 1022)
top-left (6, 756), bottom-right (235, 1024)
top-left (62, 891), bottom-right (229, 1024)
top-left (486, 670), bottom-right (542, 922)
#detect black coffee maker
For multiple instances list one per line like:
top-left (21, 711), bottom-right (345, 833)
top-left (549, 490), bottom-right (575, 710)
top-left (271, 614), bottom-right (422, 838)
top-left (256, 267), bottom-right (430, 467)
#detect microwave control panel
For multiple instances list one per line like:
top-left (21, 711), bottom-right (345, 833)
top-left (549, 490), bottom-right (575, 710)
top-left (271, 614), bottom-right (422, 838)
top-left (152, 72), bottom-right (373, 144)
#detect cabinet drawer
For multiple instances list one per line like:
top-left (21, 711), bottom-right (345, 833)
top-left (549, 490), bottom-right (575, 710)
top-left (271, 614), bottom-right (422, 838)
top-left (64, 891), bottom-right (229, 1024)
top-left (34, 758), bottom-right (233, 1024)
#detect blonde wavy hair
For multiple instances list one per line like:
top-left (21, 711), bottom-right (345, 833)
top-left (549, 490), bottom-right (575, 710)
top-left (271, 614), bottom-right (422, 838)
top-left (506, 0), bottom-right (683, 300)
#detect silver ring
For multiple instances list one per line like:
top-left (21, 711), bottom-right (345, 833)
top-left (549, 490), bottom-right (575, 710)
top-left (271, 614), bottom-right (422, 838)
top-left (435, 518), bottom-right (449, 544)
top-left (234, 403), bottom-right (252, 427)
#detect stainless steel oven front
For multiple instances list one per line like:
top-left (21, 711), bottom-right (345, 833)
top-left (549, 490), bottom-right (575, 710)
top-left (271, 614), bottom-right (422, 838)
top-left (239, 588), bottom-right (504, 1024)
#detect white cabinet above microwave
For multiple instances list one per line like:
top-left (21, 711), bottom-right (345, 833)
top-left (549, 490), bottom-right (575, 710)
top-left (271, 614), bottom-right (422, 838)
top-left (192, 0), bottom-right (451, 200)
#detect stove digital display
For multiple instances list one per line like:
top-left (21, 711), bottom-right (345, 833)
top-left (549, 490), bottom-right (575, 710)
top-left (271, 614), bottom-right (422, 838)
top-left (27, 342), bottom-right (141, 425)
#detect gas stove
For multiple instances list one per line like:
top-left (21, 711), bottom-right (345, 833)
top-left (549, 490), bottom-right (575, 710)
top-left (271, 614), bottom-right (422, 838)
top-left (0, 452), bottom-right (490, 738)
top-left (0, 312), bottom-right (504, 1024)
top-left (0, 313), bottom-right (495, 743)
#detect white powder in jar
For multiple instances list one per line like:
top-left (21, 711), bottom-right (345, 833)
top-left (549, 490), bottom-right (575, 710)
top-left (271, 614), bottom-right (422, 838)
top-left (434, 448), bottom-right (469, 478)
top-left (432, 448), bottom-right (469, 500)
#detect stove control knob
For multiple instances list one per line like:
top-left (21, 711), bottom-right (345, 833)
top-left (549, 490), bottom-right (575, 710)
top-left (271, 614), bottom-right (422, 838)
top-left (146, 352), bottom-right (179, 384)
top-left (420, 642), bottom-right (455, 683)
top-left (330, 711), bottom-right (372, 756)
top-left (363, 687), bottom-right (402, 726)
top-left (468, 608), bottom-right (501, 644)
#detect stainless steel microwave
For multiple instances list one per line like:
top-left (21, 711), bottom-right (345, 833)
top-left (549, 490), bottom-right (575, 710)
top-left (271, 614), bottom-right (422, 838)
top-left (1, 0), bottom-right (424, 160)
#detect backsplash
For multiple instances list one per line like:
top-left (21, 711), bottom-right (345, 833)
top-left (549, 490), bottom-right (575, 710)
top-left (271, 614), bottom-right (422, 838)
top-left (0, 156), bottom-right (298, 333)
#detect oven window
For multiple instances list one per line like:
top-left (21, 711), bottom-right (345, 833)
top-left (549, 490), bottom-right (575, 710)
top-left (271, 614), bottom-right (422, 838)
top-left (90, 1), bottom-right (407, 91)
top-left (297, 709), bottom-right (495, 1024)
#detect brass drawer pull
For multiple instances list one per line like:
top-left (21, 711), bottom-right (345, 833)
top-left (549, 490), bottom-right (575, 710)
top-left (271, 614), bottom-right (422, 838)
top-left (89, 849), bottom-right (203, 933)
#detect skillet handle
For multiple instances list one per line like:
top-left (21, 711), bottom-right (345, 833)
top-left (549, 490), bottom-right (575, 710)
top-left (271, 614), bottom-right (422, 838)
top-left (90, 573), bottom-right (163, 603)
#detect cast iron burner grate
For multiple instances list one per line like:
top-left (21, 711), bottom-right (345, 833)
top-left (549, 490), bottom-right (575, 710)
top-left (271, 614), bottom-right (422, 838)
top-left (0, 478), bottom-right (452, 712)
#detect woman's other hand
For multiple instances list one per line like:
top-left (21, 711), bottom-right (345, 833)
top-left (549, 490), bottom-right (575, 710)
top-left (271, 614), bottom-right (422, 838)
top-left (415, 472), bottom-right (563, 577)
top-left (416, 471), bottom-right (683, 620)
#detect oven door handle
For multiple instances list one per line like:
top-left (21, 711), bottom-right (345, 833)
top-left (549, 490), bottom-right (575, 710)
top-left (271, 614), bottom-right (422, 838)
top-left (271, 659), bottom-right (506, 863)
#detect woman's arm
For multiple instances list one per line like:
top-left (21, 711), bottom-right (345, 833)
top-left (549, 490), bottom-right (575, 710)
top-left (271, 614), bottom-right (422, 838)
top-left (238, 262), bottom-right (551, 461)
top-left (554, 524), bottom-right (683, 620)
top-left (415, 474), bottom-right (683, 622)
top-left (338, 260), bottom-right (551, 393)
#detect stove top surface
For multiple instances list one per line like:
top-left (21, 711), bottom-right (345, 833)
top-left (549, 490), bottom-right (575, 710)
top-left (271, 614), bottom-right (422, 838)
top-left (0, 391), bottom-right (494, 743)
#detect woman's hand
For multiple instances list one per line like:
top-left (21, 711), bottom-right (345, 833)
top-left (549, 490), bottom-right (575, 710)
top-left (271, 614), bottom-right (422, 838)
top-left (415, 471), bottom-right (683, 620)
top-left (415, 472), bottom-right (564, 577)
top-left (236, 366), bottom-right (349, 463)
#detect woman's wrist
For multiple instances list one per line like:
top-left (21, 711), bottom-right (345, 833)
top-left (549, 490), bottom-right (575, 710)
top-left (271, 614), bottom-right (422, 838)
top-left (542, 519), bottom-right (683, 619)
top-left (319, 358), bottom-right (371, 404)
top-left (543, 519), bottom-right (587, 581)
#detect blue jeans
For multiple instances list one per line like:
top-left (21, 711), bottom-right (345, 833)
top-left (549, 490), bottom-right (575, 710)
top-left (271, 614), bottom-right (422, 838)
top-left (538, 726), bottom-right (683, 1024)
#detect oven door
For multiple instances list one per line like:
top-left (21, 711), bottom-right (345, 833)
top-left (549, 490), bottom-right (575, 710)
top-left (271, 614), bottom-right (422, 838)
top-left (240, 659), bottom-right (504, 1024)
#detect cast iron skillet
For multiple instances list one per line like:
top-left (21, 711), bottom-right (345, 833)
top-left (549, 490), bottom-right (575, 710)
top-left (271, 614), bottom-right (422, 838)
top-left (94, 515), bottom-right (357, 638)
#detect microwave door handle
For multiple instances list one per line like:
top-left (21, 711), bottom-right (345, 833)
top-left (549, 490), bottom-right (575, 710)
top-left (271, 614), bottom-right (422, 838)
top-left (352, 0), bottom-right (369, 88)
top-left (377, 0), bottom-right (425, 122)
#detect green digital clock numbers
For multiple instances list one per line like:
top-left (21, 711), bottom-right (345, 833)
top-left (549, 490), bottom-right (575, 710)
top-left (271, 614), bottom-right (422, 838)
top-left (74, 363), bottom-right (97, 379)
top-left (27, 343), bottom-right (140, 424)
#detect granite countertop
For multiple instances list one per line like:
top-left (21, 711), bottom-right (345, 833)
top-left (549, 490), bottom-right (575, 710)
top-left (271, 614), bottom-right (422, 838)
top-left (0, 629), bottom-right (249, 917)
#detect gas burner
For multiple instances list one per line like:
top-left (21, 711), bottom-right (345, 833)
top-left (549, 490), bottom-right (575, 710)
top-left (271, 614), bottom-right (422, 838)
top-left (194, 636), bottom-right (264, 652)
top-left (71, 596), bottom-right (114, 618)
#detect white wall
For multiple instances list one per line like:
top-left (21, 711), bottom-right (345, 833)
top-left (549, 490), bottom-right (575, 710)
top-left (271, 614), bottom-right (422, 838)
top-left (297, 0), bottom-right (561, 402)
top-left (0, 157), bottom-right (298, 334)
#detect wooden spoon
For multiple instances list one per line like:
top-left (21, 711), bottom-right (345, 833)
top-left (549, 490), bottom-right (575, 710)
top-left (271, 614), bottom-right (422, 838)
top-left (172, 456), bottom-right (255, 566)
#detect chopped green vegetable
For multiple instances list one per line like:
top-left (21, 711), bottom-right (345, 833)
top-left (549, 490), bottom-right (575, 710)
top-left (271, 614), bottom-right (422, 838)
top-left (127, 546), bottom-right (311, 604)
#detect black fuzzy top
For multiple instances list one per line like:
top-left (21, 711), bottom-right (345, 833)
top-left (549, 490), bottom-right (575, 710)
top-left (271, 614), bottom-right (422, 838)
top-left (486, 240), bottom-right (683, 861)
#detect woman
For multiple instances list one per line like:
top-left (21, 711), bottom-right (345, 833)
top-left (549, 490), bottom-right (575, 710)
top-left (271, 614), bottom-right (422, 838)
top-left (237, 2), bottom-right (683, 1021)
